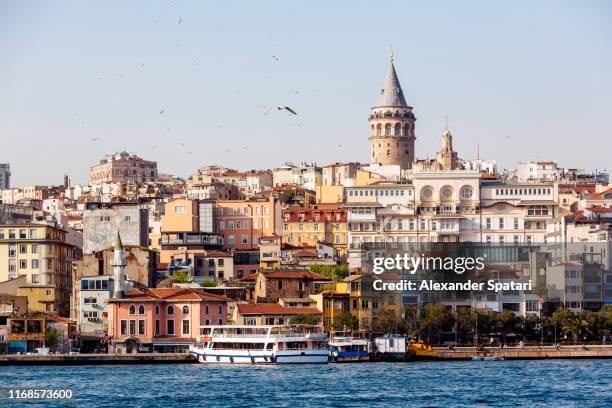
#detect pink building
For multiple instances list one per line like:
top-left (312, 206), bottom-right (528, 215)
top-left (108, 287), bottom-right (228, 353)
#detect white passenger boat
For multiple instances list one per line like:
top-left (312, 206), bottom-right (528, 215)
top-left (189, 325), bottom-right (329, 364)
top-left (328, 333), bottom-right (369, 362)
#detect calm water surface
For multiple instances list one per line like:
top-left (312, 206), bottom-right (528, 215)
top-left (1, 360), bottom-right (611, 407)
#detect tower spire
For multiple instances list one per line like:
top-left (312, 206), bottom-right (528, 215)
top-left (390, 45), bottom-right (394, 63)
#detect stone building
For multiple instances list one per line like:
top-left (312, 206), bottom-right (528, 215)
top-left (250, 270), bottom-right (332, 303)
top-left (369, 52), bottom-right (416, 170)
top-left (82, 201), bottom-right (149, 254)
top-left (89, 151), bottom-right (158, 185)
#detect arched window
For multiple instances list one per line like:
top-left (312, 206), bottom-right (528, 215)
top-left (218, 305), bottom-right (223, 315)
top-left (460, 186), bottom-right (473, 200)
top-left (129, 305), bottom-right (136, 315)
top-left (376, 124), bottom-right (382, 136)
top-left (440, 187), bottom-right (453, 201)
top-left (421, 187), bottom-right (434, 201)
top-left (394, 123), bottom-right (401, 136)
top-left (404, 124), bottom-right (410, 137)
top-left (155, 305), bottom-right (160, 315)
top-left (205, 305), bottom-right (209, 315)
top-left (385, 123), bottom-right (391, 136)
top-left (370, 124), bottom-right (375, 136)
top-left (182, 305), bottom-right (189, 314)
top-left (167, 305), bottom-right (174, 315)
top-left (138, 305), bottom-right (145, 315)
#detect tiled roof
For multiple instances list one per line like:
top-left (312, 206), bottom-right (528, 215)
top-left (119, 287), bottom-right (227, 302)
top-left (237, 303), bottom-right (321, 316)
top-left (241, 270), bottom-right (332, 281)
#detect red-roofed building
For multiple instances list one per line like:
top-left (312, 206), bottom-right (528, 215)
top-left (108, 287), bottom-right (228, 353)
top-left (250, 270), bottom-right (332, 303)
top-left (282, 205), bottom-right (347, 257)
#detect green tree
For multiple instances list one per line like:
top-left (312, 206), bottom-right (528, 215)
top-left (372, 309), bottom-right (399, 334)
top-left (402, 304), bottom-right (421, 338)
top-left (199, 278), bottom-right (217, 288)
top-left (332, 312), bottom-right (359, 331)
top-left (289, 314), bottom-right (320, 325)
top-left (172, 270), bottom-right (193, 283)
top-left (421, 304), bottom-right (454, 344)
top-left (455, 307), bottom-right (476, 343)
top-left (308, 264), bottom-right (349, 282)
top-left (497, 310), bottom-right (521, 342)
top-left (45, 327), bottom-right (60, 349)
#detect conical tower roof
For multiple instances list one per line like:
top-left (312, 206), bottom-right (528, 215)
top-left (376, 53), bottom-right (408, 108)
top-left (114, 231), bottom-right (123, 250)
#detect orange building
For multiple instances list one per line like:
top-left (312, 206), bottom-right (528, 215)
top-left (213, 197), bottom-right (281, 250)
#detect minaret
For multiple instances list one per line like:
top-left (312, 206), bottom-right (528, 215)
top-left (435, 123), bottom-right (460, 170)
top-left (369, 49), bottom-right (416, 170)
top-left (112, 231), bottom-right (127, 299)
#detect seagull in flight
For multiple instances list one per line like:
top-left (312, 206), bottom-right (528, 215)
top-left (151, 145), bottom-right (158, 149)
top-left (159, 109), bottom-right (165, 115)
top-left (277, 106), bottom-right (297, 115)
top-left (90, 137), bottom-right (99, 142)
top-left (272, 56), bottom-right (279, 61)
top-left (178, 18), bottom-right (182, 24)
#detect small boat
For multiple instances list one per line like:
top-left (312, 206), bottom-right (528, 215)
top-left (371, 334), bottom-right (408, 361)
top-left (409, 340), bottom-right (437, 360)
top-left (471, 355), bottom-right (504, 361)
top-left (189, 325), bottom-right (329, 365)
top-left (329, 332), bottom-right (369, 362)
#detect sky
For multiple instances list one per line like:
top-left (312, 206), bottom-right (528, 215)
top-left (1, 0), bottom-right (611, 186)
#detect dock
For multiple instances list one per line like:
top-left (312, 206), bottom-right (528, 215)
top-left (433, 345), bottom-right (612, 360)
top-left (0, 353), bottom-right (197, 366)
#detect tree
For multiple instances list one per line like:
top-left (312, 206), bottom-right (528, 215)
top-left (308, 264), bottom-right (349, 282)
top-left (172, 270), bottom-right (193, 283)
top-left (289, 314), bottom-right (320, 325)
top-left (200, 278), bottom-right (217, 288)
top-left (497, 310), bottom-right (521, 342)
top-left (45, 327), bottom-right (60, 349)
top-left (332, 312), bottom-right (358, 331)
top-left (402, 305), bottom-right (421, 338)
top-left (421, 304), bottom-right (454, 344)
top-left (372, 309), bottom-right (399, 334)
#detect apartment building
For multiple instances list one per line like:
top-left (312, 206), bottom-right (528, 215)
top-left (89, 151), bottom-right (158, 185)
top-left (0, 224), bottom-right (77, 316)
top-left (282, 204), bottom-right (347, 257)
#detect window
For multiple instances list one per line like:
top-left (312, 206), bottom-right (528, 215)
top-left (182, 305), bottom-right (189, 314)
top-left (167, 305), bottom-right (175, 315)
top-left (182, 320), bottom-right (190, 334)
top-left (31, 259), bottom-right (39, 269)
top-left (138, 305), bottom-right (145, 315)
top-left (155, 305), bottom-right (160, 315)
top-left (19, 260), bottom-right (27, 269)
top-left (84, 311), bottom-right (98, 318)
top-left (167, 320), bottom-right (175, 335)
top-left (514, 218), bottom-right (519, 229)
top-left (245, 317), bottom-right (256, 325)
top-left (277, 280), bottom-right (283, 289)
top-left (486, 218), bottom-right (491, 230)
top-left (129, 320), bottom-right (136, 335)
top-left (19, 245), bottom-right (27, 254)
top-left (460, 187), bottom-right (473, 199)
top-left (175, 205), bottom-right (187, 213)
top-left (228, 235), bottom-right (235, 245)
top-left (219, 305), bottom-right (223, 315)
top-left (129, 305), bottom-right (136, 315)
top-left (32, 244), bottom-right (38, 254)
top-left (241, 236), bottom-right (248, 245)
top-left (499, 218), bottom-right (504, 229)
top-left (138, 320), bottom-right (145, 335)
top-left (155, 319), bottom-right (160, 335)
top-left (19, 229), bottom-right (26, 239)
top-left (84, 297), bottom-right (97, 304)
top-left (120, 320), bottom-right (127, 335)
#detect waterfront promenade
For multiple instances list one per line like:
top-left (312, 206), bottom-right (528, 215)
top-left (0, 353), bottom-right (195, 366)
top-left (433, 344), bottom-right (612, 360)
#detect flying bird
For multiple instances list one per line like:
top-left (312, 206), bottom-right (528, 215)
top-left (91, 137), bottom-right (99, 142)
top-left (272, 56), bottom-right (279, 61)
top-left (242, 146), bottom-right (248, 149)
top-left (159, 109), bottom-right (165, 114)
top-left (224, 148), bottom-right (231, 153)
top-left (294, 91), bottom-right (300, 95)
top-left (178, 18), bottom-right (182, 24)
top-left (293, 123), bottom-right (303, 127)
top-left (504, 135), bottom-right (510, 139)
top-left (277, 106), bottom-right (297, 115)
top-left (151, 145), bottom-right (158, 149)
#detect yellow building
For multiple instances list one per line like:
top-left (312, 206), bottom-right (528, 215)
top-left (310, 290), bottom-right (350, 332)
top-left (281, 205), bottom-right (348, 257)
top-left (336, 273), bottom-right (401, 331)
top-left (0, 224), bottom-right (76, 316)
top-left (259, 235), bottom-right (281, 268)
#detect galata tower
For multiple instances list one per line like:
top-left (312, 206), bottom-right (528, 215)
top-left (369, 51), bottom-right (416, 169)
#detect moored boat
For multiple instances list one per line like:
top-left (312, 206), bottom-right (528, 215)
top-left (409, 340), bottom-right (437, 360)
top-left (189, 325), bottom-right (329, 365)
top-left (329, 333), bottom-right (369, 362)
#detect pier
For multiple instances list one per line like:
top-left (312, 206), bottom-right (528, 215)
top-left (433, 345), bottom-right (612, 360)
top-left (0, 353), bottom-right (197, 366)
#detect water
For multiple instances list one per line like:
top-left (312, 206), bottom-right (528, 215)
top-left (1, 360), bottom-right (611, 407)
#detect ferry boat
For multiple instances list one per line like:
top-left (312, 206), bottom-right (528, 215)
top-left (189, 325), bottom-right (329, 364)
top-left (408, 340), bottom-right (437, 360)
top-left (328, 332), bottom-right (369, 362)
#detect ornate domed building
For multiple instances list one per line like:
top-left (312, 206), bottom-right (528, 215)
top-left (369, 51), bottom-right (416, 170)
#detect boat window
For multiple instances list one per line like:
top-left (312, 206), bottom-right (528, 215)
top-left (266, 343), bottom-right (273, 350)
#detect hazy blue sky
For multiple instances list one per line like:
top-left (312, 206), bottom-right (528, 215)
top-left (1, 0), bottom-right (611, 186)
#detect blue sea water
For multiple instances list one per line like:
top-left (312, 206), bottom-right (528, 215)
top-left (1, 360), bottom-right (611, 407)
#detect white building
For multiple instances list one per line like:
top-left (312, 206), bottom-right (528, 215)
top-left (514, 161), bottom-right (561, 182)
